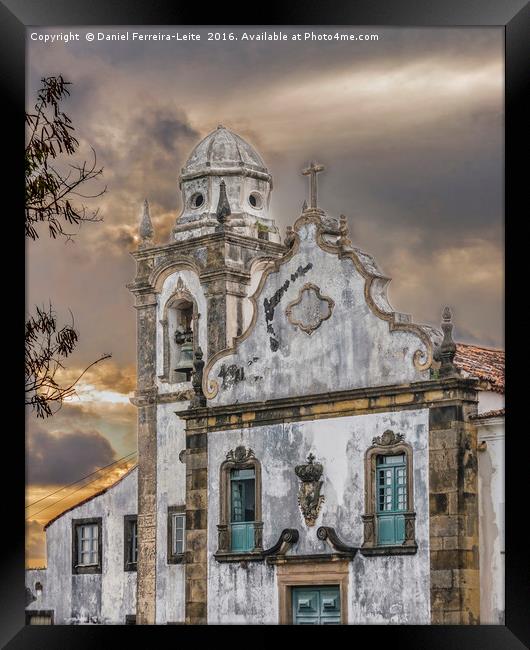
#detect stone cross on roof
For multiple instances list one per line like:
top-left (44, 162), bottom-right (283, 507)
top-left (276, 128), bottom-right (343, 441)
top-left (302, 161), bottom-right (325, 209)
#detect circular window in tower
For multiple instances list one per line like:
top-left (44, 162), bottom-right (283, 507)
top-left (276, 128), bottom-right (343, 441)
top-left (190, 192), bottom-right (205, 209)
top-left (248, 191), bottom-right (263, 209)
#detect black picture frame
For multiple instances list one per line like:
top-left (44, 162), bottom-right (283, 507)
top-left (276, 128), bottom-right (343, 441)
top-left (5, 0), bottom-right (526, 646)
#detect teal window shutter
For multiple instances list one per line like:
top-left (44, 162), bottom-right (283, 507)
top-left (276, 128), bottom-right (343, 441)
top-left (376, 455), bottom-right (406, 545)
top-left (230, 468), bottom-right (255, 552)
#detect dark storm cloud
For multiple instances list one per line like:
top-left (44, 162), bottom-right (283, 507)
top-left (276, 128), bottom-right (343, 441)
top-left (26, 26), bottom-right (504, 372)
top-left (27, 425), bottom-right (117, 486)
top-left (149, 113), bottom-right (199, 153)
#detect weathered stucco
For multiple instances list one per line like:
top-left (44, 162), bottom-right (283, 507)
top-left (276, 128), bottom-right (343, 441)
top-left (207, 409), bottom-right (431, 624)
top-left (206, 218), bottom-right (433, 405)
top-left (477, 390), bottom-right (505, 624)
top-left (155, 402), bottom-right (187, 623)
top-left (26, 469), bottom-right (138, 624)
top-left (29, 130), bottom-right (500, 627)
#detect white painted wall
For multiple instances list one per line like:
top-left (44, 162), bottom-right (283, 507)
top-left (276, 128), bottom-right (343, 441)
top-left (477, 413), bottom-right (504, 624)
top-left (154, 266), bottom-right (207, 622)
top-left (26, 468), bottom-right (138, 624)
top-left (207, 409), bottom-right (431, 624)
top-left (477, 390), bottom-right (504, 415)
top-left (155, 402), bottom-right (187, 624)
top-left (208, 221), bottom-right (432, 406)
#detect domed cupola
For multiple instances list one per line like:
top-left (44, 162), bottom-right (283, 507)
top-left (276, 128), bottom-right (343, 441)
top-left (172, 125), bottom-right (280, 243)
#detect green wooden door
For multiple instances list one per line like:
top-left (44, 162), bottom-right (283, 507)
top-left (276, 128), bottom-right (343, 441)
top-left (292, 586), bottom-right (341, 625)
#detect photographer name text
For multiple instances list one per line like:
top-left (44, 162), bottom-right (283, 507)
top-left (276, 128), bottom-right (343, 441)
top-left (31, 30), bottom-right (380, 45)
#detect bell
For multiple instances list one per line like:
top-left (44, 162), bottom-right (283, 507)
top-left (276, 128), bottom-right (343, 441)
top-left (175, 340), bottom-right (194, 379)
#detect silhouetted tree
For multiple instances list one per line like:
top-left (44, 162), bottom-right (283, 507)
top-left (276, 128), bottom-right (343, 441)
top-left (25, 75), bottom-right (105, 241)
top-left (25, 76), bottom-right (110, 417)
top-left (25, 305), bottom-right (111, 418)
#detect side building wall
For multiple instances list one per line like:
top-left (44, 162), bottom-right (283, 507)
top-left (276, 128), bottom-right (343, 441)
top-left (477, 407), bottom-right (504, 623)
top-left (207, 409), bottom-right (432, 624)
top-left (26, 468), bottom-right (138, 625)
top-left (155, 402), bottom-right (188, 623)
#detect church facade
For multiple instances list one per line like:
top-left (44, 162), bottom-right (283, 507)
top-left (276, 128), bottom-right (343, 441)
top-left (25, 126), bottom-right (505, 625)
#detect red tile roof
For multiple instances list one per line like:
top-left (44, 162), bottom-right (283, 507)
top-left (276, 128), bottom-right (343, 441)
top-left (455, 344), bottom-right (504, 393)
top-left (470, 408), bottom-right (505, 420)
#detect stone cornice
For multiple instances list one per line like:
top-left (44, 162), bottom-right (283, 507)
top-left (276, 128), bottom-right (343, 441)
top-left (181, 377), bottom-right (479, 428)
top-left (130, 231), bottom-right (286, 261)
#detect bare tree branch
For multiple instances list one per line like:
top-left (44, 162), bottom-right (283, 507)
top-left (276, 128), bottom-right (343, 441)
top-left (25, 77), bottom-right (111, 418)
top-left (25, 76), bottom-right (106, 241)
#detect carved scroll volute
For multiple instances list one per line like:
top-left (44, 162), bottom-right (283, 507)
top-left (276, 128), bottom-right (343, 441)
top-left (295, 453), bottom-right (325, 526)
top-left (361, 514), bottom-right (375, 545)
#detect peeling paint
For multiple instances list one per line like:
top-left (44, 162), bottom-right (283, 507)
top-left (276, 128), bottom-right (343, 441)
top-left (208, 410), bottom-right (431, 624)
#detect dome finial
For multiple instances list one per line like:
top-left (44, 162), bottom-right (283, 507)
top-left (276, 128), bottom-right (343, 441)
top-left (217, 123), bottom-right (224, 129)
top-left (438, 306), bottom-right (461, 378)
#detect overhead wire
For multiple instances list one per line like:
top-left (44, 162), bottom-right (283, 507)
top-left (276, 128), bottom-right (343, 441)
top-left (26, 452), bottom-right (137, 521)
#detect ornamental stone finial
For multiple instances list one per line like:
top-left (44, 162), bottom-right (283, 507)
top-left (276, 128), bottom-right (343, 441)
top-left (338, 215), bottom-right (353, 250)
top-left (284, 225), bottom-right (296, 248)
top-left (138, 198), bottom-right (154, 248)
top-left (189, 346), bottom-right (207, 409)
top-left (216, 179), bottom-right (231, 228)
top-left (439, 306), bottom-right (461, 378)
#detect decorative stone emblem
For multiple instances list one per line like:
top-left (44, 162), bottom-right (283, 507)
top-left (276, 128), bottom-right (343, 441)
top-left (286, 283), bottom-right (335, 335)
top-left (371, 430), bottom-right (404, 447)
top-left (226, 445), bottom-right (255, 465)
top-left (295, 453), bottom-right (325, 526)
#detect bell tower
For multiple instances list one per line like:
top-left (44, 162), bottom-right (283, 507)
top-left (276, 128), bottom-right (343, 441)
top-left (128, 125), bottom-right (285, 624)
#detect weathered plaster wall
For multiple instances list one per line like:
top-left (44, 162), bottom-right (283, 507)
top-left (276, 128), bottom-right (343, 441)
top-left (477, 390), bottom-right (504, 414)
top-left (25, 469), bottom-right (138, 624)
top-left (155, 402), bottom-right (187, 624)
top-left (477, 415), bottom-right (505, 624)
top-left (207, 409), bottom-right (431, 624)
top-left (207, 221), bottom-right (431, 405)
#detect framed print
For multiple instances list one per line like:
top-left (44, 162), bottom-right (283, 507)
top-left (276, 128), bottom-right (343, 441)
top-left (3, 0), bottom-right (527, 647)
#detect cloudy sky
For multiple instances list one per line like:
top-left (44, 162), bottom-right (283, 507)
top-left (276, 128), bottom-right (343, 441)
top-left (25, 26), bottom-right (504, 566)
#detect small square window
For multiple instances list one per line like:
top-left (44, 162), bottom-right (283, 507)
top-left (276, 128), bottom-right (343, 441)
top-left (168, 506), bottom-right (186, 564)
top-left (26, 610), bottom-right (54, 625)
top-left (173, 514), bottom-right (185, 555)
top-left (72, 518), bottom-right (102, 574)
top-left (124, 515), bottom-right (138, 571)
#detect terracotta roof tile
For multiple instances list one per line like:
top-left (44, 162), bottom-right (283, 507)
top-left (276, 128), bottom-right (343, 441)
top-left (454, 344), bottom-right (504, 393)
top-left (470, 408), bottom-right (505, 420)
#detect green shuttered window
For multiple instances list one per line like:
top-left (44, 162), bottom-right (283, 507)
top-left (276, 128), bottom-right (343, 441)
top-left (230, 468), bottom-right (255, 552)
top-left (376, 454), bottom-right (406, 545)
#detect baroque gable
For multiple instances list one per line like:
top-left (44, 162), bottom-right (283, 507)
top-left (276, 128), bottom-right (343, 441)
top-left (203, 209), bottom-right (438, 405)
